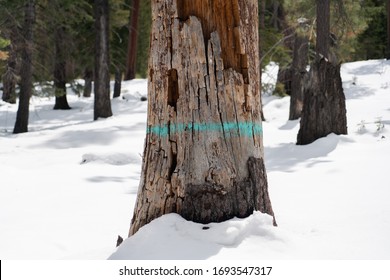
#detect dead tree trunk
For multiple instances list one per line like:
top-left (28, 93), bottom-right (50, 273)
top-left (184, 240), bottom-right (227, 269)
top-left (129, 0), bottom-right (276, 236)
top-left (297, 0), bottom-right (347, 145)
top-left (297, 59), bottom-right (347, 145)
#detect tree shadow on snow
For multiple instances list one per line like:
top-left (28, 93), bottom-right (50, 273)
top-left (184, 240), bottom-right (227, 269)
top-left (265, 133), bottom-right (354, 172)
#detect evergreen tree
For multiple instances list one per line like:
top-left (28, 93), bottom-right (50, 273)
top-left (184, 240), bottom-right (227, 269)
top-left (355, 0), bottom-right (387, 59)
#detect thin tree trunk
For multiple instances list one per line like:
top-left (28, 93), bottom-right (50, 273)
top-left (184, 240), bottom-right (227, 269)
top-left (53, 27), bottom-right (71, 110)
top-left (94, 0), bottom-right (112, 120)
top-left (113, 67), bottom-right (122, 98)
top-left (83, 68), bottom-right (93, 97)
top-left (124, 0), bottom-right (140, 80)
top-left (14, 0), bottom-right (35, 134)
top-left (275, 67), bottom-right (292, 96)
top-left (129, 0), bottom-right (276, 236)
top-left (289, 33), bottom-right (309, 120)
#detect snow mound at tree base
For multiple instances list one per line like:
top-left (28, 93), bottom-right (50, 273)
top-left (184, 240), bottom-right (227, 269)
top-left (109, 212), bottom-right (279, 260)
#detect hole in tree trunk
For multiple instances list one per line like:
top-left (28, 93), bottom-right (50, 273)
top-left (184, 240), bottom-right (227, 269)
top-left (168, 69), bottom-right (179, 111)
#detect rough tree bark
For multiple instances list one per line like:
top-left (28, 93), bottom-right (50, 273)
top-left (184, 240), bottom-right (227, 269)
top-left (289, 33), bottom-right (308, 120)
top-left (94, 0), bottom-right (112, 120)
top-left (124, 0), bottom-right (140, 80)
top-left (129, 0), bottom-right (276, 236)
top-left (297, 0), bottom-right (347, 145)
top-left (53, 27), bottom-right (71, 110)
top-left (13, 0), bottom-right (35, 134)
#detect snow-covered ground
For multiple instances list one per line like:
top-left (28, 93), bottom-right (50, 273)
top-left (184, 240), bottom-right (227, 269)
top-left (0, 59), bottom-right (389, 260)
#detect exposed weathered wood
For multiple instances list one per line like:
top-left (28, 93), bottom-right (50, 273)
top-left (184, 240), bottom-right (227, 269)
top-left (129, 0), bottom-right (275, 236)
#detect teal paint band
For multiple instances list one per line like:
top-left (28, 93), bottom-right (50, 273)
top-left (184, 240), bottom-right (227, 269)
top-left (147, 121), bottom-right (262, 137)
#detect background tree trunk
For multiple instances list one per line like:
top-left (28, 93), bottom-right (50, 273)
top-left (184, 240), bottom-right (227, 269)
top-left (83, 68), bottom-right (93, 98)
top-left (124, 0), bottom-right (140, 80)
top-left (113, 67), bottom-right (122, 98)
top-left (316, 0), bottom-right (330, 59)
top-left (53, 27), bottom-right (71, 110)
top-left (94, 0), bottom-right (112, 120)
top-left (129, 0), bottom-right (276, 236)
top-left (297, 59), bottom-right (347, 145)
top-left (289, 33), bottom-right (309, 120)
top-left (297, 0), bottom-right (347, 145)
top-left (13, 0), bottom-right (35, 134)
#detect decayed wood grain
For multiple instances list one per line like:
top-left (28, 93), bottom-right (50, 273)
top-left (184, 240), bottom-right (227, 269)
top-left (129, 0), bottom-right (276, 236)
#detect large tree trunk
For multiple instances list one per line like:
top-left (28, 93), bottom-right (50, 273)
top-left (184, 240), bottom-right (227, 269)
top-left (94, 0), bottom-right (112, 120)
top-left (53, 27), bottom-right (71, 110)
top-left (13, 0), bottom-right (35, 134)
top-left (289, 33), bottom-right (309, 120)
top-left (297, 0), bottom-right (347, 145)
top-left (124, 0), bottom-right (140, 80)
top-left (129, 0), bottom-right (276, 236)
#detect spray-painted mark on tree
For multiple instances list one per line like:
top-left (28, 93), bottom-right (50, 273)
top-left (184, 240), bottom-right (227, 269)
top-left (147, 121), bottom-right (263, 138)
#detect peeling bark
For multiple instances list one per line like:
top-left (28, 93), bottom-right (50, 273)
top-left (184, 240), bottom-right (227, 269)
top-left (129, 0), bottom-right (275, 236)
